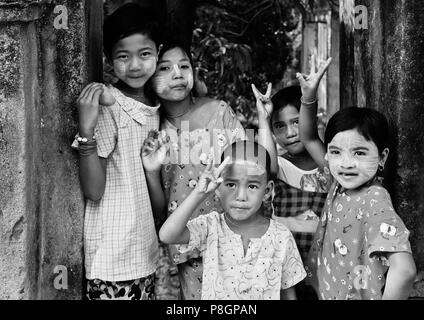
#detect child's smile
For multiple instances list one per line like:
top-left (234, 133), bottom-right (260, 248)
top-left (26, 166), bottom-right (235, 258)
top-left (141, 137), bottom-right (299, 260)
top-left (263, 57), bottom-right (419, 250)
top-left (152, 47), bottom-right (194, 102)
top-left (112, 33), bottom-right (158, 90)
top-left (327, 129), bottom-right (383, 190)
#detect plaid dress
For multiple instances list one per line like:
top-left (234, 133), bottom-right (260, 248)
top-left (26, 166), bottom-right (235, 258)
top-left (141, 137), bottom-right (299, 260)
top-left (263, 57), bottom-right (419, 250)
top-left (270, 180), bottom-right (327, 262)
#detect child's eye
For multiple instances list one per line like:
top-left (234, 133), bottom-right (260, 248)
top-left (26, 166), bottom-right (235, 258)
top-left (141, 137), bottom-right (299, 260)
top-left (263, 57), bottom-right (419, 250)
top-left (293, 120), bottom-right (299, 125)
top-left (248, 185), bottom-right (259, 190)
top-left (329, 150), bottom-right (340, 155)
top-left (225, 183), bottom-right (236, 188)
top-left (158, 65), bottom-right (171, 71)
top-left (140, 51), bottom-right (152, 58)
top-left (275, 123), bottom-right (285, 129)
top-left (180, 64), bottom-right (191, 70)
top-left (116, 55), bottom-right (128, 60)
top-left (354, 151), bottom-right (366, 156)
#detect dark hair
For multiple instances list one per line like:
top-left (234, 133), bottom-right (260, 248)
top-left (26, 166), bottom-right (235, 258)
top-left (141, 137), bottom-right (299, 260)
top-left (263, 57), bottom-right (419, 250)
top-left (324, 107), bottom-right (391, 153)
top-left (103, 3), bottom-right (162, 61)
top-left (220, 140), bottom-right (272, 180)
top-left (270, 86), bottom-right (302, 127)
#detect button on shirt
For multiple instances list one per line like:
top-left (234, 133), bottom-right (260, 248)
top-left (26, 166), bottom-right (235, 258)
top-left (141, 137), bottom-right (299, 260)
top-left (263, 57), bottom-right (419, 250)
top-left (178, 211), bottom-right (306, 299)
top-left (82, 85), bottom-right (160, 281)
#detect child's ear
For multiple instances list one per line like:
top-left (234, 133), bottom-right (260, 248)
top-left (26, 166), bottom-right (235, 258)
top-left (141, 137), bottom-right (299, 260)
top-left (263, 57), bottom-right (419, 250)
top-left (379, 148), bottom-right (390, 167)
top-left (263, 180), bottom-right (274, 202)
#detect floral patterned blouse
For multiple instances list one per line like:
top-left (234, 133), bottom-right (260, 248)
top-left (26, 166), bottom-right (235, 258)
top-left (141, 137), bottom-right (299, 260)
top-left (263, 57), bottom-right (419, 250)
top-left (160, 101), bottom-right (245, 265)
top-left (178, 211), bottom-right (307, 300)
top-left (305, 179), bottom-right (412, 300)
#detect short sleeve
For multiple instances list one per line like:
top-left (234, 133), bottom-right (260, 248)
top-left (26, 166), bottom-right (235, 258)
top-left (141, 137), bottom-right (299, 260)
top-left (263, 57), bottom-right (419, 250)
top-left (277, 157), bottom-right (288, 182)
top-left (95, 105), bottom-right (118, 158)
top-left (176, 213), bottom-right (210, 254)
top-left (221, 101), bottom-right (246, 142)
top-left (366, 187), bottom-right (412, 259)
top-left (280, 230), bottom-right (307, 289)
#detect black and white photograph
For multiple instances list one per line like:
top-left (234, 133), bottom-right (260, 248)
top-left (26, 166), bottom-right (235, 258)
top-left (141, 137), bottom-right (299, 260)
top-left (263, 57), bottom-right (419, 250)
top-left (0, 0), bottom-right (423, 309)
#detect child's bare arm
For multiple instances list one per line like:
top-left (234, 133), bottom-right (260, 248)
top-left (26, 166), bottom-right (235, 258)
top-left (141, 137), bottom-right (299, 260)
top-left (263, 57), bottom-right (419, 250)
top-left (142, 131), bottom-right (170, 226)
top-left (159, 157), bottom-right (230, 244)
top-left (297, 57), bottom-right (332, 170)
top-left (252, 83), bottom-right (278, 177)
top-left (382, 251), bottom-right (416, 300)
top-left (77, 83), bottom-right (108, 201)
top-left (280, 287), bottom-right (297, 300)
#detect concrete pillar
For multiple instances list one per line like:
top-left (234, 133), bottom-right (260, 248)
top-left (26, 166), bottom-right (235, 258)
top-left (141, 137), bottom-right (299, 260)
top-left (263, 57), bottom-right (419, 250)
top-left (349, 0), bottom-right (424, 297)
top-left (0, 0), bottom-right (102, 299)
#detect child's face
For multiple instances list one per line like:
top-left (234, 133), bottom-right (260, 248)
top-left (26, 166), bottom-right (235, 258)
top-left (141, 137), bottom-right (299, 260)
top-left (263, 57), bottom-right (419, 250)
top-left (327, 129), bottom-right (385, 190)
top-left (112, 33), bottom-right (158, 89)
top-left (217, 160), bottom-right (273, 222)
top-left (151, 47), bottom-right (194, 102)
top-left (272, 105), bottom-right (306, 155)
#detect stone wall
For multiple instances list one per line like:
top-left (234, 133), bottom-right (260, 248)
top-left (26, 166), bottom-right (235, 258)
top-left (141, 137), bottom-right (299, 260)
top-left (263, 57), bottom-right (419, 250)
top-left (341, 0), bottom-right (424, 297)
top-left (0, 0), bottom-right (101, 299)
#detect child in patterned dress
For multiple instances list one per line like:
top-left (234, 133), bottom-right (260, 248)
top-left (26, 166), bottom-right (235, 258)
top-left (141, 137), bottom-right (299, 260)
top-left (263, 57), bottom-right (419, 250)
top-left (74, 3), bottom-right (164, 299)
top-left (158, 140), bottom-right (306, 299)
top-left (297, 57), bottom-right (416, 299)
top-left (146, 41), bottom-right (246, 299)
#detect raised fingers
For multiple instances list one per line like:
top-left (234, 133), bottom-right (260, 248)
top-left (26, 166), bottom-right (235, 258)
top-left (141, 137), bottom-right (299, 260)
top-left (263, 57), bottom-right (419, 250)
top-left (251, 83), bottom-right (261, 99)
top-left (214, 156), bottom-right (231, 178)
top-left (265, 82), bottom-right (272, 98)
top-left (317, 57), bottom-right (333, 79)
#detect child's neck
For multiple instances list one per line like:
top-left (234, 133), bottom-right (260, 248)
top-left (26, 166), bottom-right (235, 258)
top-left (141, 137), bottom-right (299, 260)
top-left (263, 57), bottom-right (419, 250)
top-left (162, 96), bottom-right (192, 118)
top-left (115, 80), bottom-right (150, 105)
top-left (283, 150), bottom-right (317, 171)
top-left (224, 210), bottom-right (269, 234)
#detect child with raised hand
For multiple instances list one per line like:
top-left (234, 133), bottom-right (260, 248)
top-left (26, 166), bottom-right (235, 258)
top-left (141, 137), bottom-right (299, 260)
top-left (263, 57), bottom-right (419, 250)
top-left (74, 3), bottom-right (164, 300)
top-left (147, 41), bottom-right (248, 300)
top-left (254, 84), bottom-right (328, 300)
top-left (158, 140), bottom-right (306, 300)
top-left (297, 57), bottom-right (416, 300)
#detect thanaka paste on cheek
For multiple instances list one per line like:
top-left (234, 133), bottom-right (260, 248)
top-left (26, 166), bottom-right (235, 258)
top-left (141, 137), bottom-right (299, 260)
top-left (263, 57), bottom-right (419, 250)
top-left (113, 60), bottom-right (126, 77)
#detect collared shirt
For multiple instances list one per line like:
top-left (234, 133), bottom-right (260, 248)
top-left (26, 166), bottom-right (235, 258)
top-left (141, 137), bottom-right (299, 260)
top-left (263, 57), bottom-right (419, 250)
top-left (178, 211), bottom-right (306, 300)
top-left (81, 85), bottom-right (160, 281)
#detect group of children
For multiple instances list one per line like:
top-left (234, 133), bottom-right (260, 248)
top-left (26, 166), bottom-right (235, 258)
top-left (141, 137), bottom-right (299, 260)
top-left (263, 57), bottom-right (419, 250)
top-left (73, 3), bottom-right (416, 300)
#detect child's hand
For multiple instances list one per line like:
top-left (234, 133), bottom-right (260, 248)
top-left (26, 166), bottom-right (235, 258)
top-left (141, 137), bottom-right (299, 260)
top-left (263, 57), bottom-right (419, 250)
top-left (251, 82), bottom-right (273, 122)
top-left (77, 82), bottom-right (105, 134)
top-left (195, 156), bottom-right (231, 195)
top-left (99, 84), bottom-right (116, 106)
top-left (296, 56), bottom-right (332, 103)
top-left (194, 67), bottom-right (208, 97)
top-left (141, 130), bottom-right (170, 172)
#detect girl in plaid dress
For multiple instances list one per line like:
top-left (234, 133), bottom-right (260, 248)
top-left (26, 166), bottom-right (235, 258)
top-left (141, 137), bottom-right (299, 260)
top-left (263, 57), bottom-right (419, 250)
top-left (75, 3), bottom-right (164, 300)
top-left (297, 57), bottom-right (416, 299)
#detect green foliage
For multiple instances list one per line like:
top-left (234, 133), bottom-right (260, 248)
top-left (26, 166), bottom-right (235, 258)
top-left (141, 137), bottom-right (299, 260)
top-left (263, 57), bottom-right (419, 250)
top-left (192, 0), bottom-right (302, 127)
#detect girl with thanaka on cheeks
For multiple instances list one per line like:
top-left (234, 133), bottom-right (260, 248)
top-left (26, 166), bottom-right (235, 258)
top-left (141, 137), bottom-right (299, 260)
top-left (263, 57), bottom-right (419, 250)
top-left (146, 41), bottom-right (276, 299)
top-left (158, 140), bottom-right (306, 300)
top-left (297, 57), bottom-right (416, 300)
top-left (74, 3), bottom-right (164, 299)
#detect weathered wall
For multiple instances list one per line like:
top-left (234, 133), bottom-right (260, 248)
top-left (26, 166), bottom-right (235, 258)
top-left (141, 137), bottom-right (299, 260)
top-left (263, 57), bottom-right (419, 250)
top-left (0, 0), bottom-right (101, 299)
top-left (342, 0), bottom-right (424, 297)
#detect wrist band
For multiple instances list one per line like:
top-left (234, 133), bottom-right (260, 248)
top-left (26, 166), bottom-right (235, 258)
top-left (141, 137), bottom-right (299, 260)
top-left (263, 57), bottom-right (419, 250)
top-left (300, 96), bottom-right (317, 105)
top-left (78, 140), bottom-right (97, 157)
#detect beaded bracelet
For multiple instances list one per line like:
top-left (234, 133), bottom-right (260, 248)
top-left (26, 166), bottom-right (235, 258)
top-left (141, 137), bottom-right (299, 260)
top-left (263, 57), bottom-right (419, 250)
top-left (76, 133), bottom-right (96, 145)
